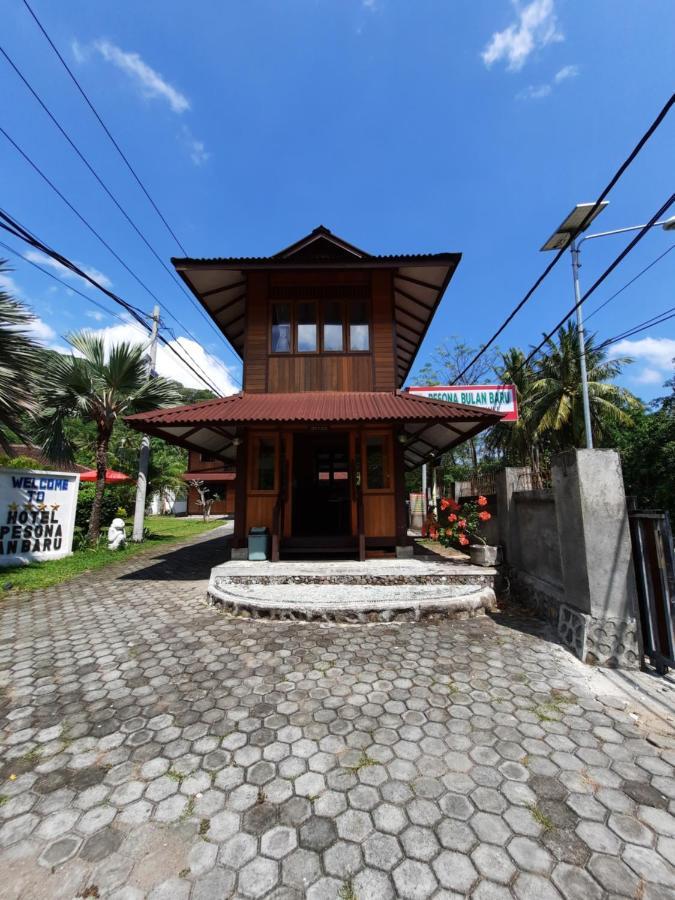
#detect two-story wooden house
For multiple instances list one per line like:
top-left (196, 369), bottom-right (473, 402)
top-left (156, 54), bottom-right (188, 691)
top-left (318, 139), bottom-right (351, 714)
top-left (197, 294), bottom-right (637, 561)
top-left (127, 227), bottom-right (501, 559)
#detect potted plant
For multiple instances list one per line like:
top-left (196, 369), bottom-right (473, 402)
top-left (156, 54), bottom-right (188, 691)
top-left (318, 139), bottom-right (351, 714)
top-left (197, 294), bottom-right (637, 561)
top-left (437, 495), bottom-right (500, 566)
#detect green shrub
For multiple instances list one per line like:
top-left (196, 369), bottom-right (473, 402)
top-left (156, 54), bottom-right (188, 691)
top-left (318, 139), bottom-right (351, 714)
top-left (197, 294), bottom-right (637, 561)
top-left (75, 484), bottom-right (135, 532)
top-left (0, 454), bottom-right (57, 471)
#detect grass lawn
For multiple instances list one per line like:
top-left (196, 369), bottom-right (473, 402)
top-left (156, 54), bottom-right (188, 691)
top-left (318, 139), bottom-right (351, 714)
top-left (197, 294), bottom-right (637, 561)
top-left (0, 516), bottom-right (226, 596)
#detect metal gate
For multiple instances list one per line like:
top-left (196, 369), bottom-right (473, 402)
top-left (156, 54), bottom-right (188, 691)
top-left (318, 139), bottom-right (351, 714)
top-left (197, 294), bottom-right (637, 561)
top-left (628, 510), bottom-right (675, 674)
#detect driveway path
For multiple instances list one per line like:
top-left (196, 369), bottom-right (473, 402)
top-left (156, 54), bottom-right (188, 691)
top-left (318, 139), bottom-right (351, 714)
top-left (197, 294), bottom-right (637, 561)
top-left (1, 526), bottom-right (674, 899)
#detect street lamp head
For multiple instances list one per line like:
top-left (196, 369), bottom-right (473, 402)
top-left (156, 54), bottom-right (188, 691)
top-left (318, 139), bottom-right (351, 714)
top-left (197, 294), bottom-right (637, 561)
top-left (541, 201), bottom-right (610, 251)
top-left (662, 215), bottom-right (675, 231)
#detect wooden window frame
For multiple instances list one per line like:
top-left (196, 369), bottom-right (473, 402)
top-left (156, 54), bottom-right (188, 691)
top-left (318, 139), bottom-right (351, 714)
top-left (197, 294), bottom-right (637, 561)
top-left (269, 299), bottom-right (371, 356)
top-left (248, 432), bottom-right (280, 495)
top-left (361, 430), bottom-right (394, 494)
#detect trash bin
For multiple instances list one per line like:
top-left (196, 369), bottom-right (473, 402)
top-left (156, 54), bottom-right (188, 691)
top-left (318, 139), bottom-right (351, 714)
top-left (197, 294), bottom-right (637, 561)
top-left (248, 527), bottom-right (270, 561)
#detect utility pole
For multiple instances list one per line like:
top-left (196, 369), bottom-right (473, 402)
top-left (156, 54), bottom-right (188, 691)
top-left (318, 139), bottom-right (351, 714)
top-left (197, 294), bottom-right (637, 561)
top-left (570, 240), bottom-right (594, 449)
top-left (132, 305), bottom-right (160, 541)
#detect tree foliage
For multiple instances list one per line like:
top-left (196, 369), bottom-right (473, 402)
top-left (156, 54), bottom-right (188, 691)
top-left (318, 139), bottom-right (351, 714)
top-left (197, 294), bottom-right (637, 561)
top-left (34, 332), bottom-right (181, 542)
top-left (0, 262), bottom-right (45, 452)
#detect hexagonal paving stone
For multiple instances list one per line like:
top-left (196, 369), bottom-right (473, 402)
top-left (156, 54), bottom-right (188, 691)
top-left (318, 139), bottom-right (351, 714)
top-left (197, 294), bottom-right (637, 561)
top-left (282, 848), bottom-right (322, 891)
top-left (38, 834), bottom-right (82, 868)
top-left (363, 831), bottom-right (403, 870)
top-left (432, 849), bottom-right (479, 893)
top-left (392, 858), bottom-right (438, 899)
top-left (324, 840), bottom-right (363, 878)
top-left (239, 856), bottom-right (279, 896)
top-left (299, 815), bottom-right (337, 851)
top-left (472, 843), bottom-right (517, 884)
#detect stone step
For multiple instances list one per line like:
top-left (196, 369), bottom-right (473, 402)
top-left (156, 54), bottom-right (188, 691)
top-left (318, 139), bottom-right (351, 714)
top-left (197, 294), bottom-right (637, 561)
top-left (207, 579), bottom-right (497, 623)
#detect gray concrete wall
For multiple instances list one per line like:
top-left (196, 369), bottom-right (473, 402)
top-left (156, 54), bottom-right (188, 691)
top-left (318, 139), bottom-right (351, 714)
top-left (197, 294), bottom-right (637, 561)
top-left (512, 491), bottom-right (563, 591)
top-left (496, 452), bottom-right (640, 669)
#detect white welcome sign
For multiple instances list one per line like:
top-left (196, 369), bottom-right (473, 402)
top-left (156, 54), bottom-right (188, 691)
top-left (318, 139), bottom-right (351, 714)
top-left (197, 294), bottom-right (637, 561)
top-left (0, 468), bottom-right (80, 566)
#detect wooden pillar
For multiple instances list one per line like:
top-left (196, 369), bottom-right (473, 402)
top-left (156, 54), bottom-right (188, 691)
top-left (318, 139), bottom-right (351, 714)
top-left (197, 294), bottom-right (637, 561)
top-left (394, 431), bottom-right (410, 548)
top-left (233, 430), bottom-right (248, 549)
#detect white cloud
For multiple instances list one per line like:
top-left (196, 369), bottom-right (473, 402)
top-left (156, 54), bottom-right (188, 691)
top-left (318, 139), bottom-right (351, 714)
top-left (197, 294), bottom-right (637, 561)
top-left (86, 309), bottom-right (107, 322)
top-left (69, 322), bottom-right (239, 396)
top-left (610, 336), bottom-right (675, 387)
top-left (517, 62), bottom-right (579, 100)
top-left (24, 251), bottom-right (113, 290)
top-left (610, 336), bottom-right (675, 370)
top-left (0, 271), bottom-right (21, 296)
top-left (633, 367), bottom-right (665, 385)
top-left (25, 316), bottom-right (57, 344)
top-left (180, 125), bottom-right (210, 166)
top-left (554, 63), bottom-right (579, 83)
top-left (77, 39), bottom-right (190, 114)
top-left (517, 83), bottom-right (552, 100)
top-left (482, 0), bottom-right (562, 72)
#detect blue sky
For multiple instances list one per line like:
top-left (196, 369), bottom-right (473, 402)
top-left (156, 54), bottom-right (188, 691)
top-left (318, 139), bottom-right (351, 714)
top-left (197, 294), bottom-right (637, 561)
top-left (2, 0), bottom-right (674, 399)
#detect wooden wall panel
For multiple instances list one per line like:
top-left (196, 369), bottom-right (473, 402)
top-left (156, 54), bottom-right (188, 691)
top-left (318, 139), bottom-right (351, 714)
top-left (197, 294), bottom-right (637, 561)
top-left (363, 494), bottom-right (396, 537)
top-left (371, 270), bottom-right (396, 391)
top-left (268, 355), bottom-right (373, 392)
top-left (245, 495), bottom-right (276, 533)
top-left (243, 272), bottom-right (268, 393)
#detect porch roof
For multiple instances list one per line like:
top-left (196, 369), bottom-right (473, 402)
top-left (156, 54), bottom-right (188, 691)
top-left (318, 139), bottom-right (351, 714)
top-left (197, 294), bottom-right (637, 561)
top-left (126, 391), bottom-right (503, 469)
top-left (172, 226), bottom-right (461, 388)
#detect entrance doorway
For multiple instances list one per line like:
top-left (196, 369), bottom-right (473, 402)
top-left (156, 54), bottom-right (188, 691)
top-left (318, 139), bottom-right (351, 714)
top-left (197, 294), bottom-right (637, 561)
top-left (291, 433), bottom-right (351, 537)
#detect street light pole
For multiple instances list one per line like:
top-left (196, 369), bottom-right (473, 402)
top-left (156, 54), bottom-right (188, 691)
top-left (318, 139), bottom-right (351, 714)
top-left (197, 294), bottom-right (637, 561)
top-left (132, 305), bottom-right (160, 542)
top-left (542, 205), bottom-right (675, 451)
top-left (570, 239), bottom-right (594, 448)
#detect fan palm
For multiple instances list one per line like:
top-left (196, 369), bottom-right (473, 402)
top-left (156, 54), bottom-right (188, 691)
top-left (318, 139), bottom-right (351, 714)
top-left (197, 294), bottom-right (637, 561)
top-left (0, 264), bottom-right (44, 451)
top-left (35, 332), bottom-right (180, 542)
top-left (530, 322), bottom-right (639, 449)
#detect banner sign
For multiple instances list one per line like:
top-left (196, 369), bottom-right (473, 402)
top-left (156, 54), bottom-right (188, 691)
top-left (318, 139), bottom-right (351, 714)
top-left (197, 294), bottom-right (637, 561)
top-left (0, 468), bottom-right (80, 566)
top-left (408, 385), bottom-right (519, 422)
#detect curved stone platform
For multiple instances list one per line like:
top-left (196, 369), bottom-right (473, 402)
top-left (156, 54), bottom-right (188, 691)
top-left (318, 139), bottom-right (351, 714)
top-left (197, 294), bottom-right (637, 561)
top-left (207, 558), bottom-right (498, 622)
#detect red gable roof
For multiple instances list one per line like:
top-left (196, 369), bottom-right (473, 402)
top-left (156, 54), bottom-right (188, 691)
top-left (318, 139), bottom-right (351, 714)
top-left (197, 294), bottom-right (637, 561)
top-left (126, 390), bottom-right (501, 427)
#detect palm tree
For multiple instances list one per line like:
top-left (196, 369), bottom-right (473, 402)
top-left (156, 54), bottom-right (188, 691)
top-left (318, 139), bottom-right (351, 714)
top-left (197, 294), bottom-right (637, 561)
top-left (35, 332), bottom-right (180, 542)
top-left (0, 263), bottom-right (44, 452)
top-left (486, 347), bottom-right (541, 468)
top-left (530, 323), bottom-right (640, 449)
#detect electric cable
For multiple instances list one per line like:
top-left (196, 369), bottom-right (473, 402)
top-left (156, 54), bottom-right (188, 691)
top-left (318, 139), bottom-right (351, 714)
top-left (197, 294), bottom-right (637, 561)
top-left (585, 243), bottom-right (675, 322)
top-left (0, 210), bottom-right (224, 394)
top-left (455, 92), bottom-right (675, 382)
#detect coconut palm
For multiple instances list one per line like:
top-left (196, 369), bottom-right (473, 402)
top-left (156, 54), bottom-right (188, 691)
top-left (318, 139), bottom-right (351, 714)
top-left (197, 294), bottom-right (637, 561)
top-left (486, 347), bottom-right (541, 468)
top-left (530, 322), bottom-right (640, 449)
top-left (0, 263), bottom-right (44, 451)
top-left (35, 332), bottom-right (180, 542)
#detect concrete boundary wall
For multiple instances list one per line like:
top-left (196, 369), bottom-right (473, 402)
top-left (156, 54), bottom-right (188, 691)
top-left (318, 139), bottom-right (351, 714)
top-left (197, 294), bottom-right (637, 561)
top-left (496, 450), bottom-right (640, 669)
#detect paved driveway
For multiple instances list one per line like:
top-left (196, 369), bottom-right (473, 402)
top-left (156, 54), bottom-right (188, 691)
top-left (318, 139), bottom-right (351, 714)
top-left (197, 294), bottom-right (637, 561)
top-left (1, 527), bottom-right (674, 899)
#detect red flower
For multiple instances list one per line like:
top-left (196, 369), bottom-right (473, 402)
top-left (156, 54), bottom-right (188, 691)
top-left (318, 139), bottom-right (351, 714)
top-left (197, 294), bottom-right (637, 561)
top-left (479, 511), bottom-right (491, 521)
top-left (458, 519), bottom-right (467, 529)
top-left (449, 513), bottom-right (457, 522)
top-left (458, 534), bottom-right (469, 546)
top-left (477, 495), bottom-right (488, 507)
top-left (445, 527), bottom-right (453, 537)
top-left (440, 498), bottom-right (451, 511)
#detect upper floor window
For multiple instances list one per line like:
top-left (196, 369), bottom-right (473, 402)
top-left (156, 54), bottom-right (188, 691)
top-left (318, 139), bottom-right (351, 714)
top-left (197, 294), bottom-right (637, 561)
top-left (271, 304), bottom-right (291, 353)
top-left (297, 303), bottom-right (317, 352)
top-left (271, 299), bottom-right (370, 354)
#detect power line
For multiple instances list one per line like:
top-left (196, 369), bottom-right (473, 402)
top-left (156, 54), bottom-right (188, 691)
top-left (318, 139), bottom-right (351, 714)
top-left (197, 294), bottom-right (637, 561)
top-left (597, 305), bottom-right (675, 350)
top-left (0, 124), bottom-right (168, 310)
top-left (21, 0), bottom-right (188, 256)
top-left (0, 237), bottom-right (149, 337)
top-left (0, 122), bottom-right (242, 386)
top-left (0, 46), bottom-right (206, 317)
top-left (455, 91), bottom-right (675, 382)
top-left (585, 243), bottom-right (675, 322)
top-left (0, 58), bottom-right (242, 384)
top-left (0, 209), bottom-right (224, 395)
top-left (522, 194), bottom-right (675, 368)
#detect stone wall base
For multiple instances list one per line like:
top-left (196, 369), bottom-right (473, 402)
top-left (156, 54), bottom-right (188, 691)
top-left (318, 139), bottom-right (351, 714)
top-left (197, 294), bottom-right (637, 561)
top-left (508, 566), bottom-right (640, 669)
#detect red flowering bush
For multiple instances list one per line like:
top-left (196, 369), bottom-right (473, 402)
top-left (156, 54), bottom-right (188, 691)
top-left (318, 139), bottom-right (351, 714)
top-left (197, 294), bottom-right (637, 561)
top-left (436, 496), bottom-right (492, 549)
